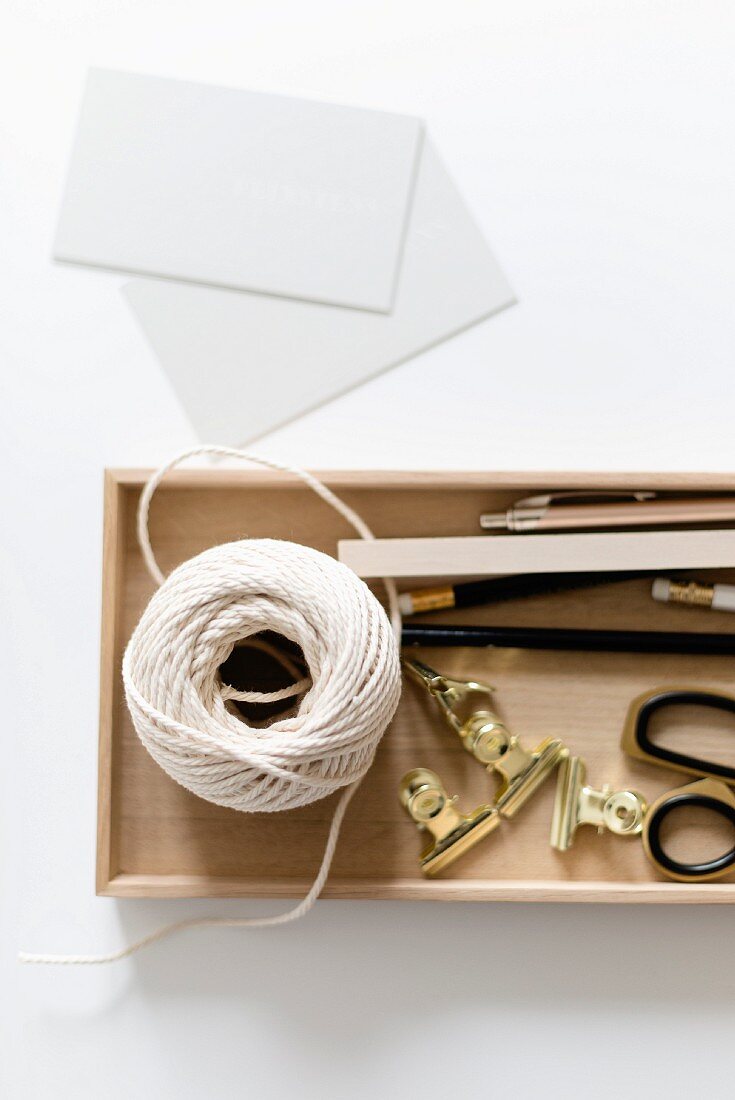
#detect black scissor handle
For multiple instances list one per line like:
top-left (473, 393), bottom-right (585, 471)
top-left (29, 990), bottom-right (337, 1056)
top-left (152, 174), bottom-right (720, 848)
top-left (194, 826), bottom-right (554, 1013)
top-left (621, 686), bottom-right (735, 782)
top-left (642, 778), bottom-right (735, 882)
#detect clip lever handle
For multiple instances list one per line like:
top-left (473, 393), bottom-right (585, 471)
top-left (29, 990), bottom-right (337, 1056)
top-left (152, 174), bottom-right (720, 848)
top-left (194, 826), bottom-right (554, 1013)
top-left (399, 768), bottom-right (499, 877)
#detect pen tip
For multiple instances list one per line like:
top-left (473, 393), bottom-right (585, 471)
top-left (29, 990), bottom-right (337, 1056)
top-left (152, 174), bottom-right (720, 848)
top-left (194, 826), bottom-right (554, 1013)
top-left (479, 514), bottom-right (506, 530)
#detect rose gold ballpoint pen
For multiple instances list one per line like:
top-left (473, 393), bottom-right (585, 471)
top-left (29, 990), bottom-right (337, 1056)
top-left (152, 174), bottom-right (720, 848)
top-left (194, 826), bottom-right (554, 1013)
top-left (479, 491), bottom-right (735, 532)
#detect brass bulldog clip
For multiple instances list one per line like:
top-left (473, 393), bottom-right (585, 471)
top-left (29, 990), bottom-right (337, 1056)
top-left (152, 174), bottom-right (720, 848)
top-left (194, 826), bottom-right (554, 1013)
top-left (551, 755), bottom-right (647, 851)
top-left (399, 768), bottom-right (500, 876)
top-left (404, 659), bottom-right (567, 817)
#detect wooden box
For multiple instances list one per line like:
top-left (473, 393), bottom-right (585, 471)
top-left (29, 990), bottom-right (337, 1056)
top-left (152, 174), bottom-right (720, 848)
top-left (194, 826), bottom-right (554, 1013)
top-left (98, 469), bottom-right (735, 902)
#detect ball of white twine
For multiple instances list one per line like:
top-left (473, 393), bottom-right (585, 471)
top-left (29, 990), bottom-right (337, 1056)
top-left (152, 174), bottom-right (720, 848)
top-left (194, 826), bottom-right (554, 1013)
top-left (123, 536), bottom-right (401, 813)
top-left (20, 445), bottom-right (402, 965)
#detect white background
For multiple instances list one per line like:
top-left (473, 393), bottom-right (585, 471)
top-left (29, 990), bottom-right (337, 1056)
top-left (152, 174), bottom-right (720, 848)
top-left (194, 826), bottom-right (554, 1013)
top-left (3, 2), bottom-right (735, 1097)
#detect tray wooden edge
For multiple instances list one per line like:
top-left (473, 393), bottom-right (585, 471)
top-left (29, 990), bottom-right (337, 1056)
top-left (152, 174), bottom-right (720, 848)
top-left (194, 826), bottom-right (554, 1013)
top-left (105, 468), bottom-right (735, 491)
top-left (99, 873), bottom-right (735, 903)
top-left (97, 470), bottom-right (126, 893)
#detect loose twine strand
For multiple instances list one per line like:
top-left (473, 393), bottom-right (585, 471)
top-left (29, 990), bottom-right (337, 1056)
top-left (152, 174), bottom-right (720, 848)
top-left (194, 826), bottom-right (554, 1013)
top-left (20, 446), bottom-right (402, 965)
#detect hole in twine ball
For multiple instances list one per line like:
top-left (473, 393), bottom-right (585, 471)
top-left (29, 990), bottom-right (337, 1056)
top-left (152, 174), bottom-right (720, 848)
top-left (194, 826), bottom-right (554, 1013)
top-left (219, 632), bottom-right (310, 725)
top-left (122, 537), bottom-right (402, 815)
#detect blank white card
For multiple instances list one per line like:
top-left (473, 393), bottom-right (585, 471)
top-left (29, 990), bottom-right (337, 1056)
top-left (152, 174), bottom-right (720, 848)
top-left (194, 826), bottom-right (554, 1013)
top-left (54, 69), bottom-right (424, 312)
top-left (123, 141), bottom-right (514, 443)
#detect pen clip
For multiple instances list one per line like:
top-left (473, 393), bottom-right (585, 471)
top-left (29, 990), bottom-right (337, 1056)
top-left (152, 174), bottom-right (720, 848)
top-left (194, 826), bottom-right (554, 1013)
top-left (513, 490), bottom-right (657, 508)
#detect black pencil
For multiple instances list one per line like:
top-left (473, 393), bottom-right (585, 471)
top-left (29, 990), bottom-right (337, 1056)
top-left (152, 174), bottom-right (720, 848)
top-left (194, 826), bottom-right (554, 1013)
top-left (401, 623), bottom-right (735, 654)
top-left (398, 569), bottom-right (659, 616)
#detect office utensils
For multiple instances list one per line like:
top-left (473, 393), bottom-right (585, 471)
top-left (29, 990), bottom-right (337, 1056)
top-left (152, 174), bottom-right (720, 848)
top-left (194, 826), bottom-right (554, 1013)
top-left (398, 768), bottom-right (499, 876)
top-left (98, 466), bottom-right (735, 905)
top-left (404, 659), bottom-right (567, 816)
top-left (621, 686), bottom-right (735, 783)
top-left (398, 569), bottom-right (656, 616)
top-left (402, 623), bottom-right (735, 655)
top-left (642, 778), bottom-right (735, 883)
top-left (339, 528), bottom-right (735, 578)
top-left (621, 686), bottom-right (735, 881)
top-left (550, 756), bottom-right (646, 851)
top-left (404, 657), bottom-right (504, 751)
top-left (479, 491), bottom-right (735, 533)
top-left (652, 577), bottom-right (735, 613)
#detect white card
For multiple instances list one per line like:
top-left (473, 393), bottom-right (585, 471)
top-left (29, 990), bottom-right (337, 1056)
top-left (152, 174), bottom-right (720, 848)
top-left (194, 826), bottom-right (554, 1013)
top-left (54, 69), bottom-right (423, 312)
top-left (123, 141), bottom-right (514, 443)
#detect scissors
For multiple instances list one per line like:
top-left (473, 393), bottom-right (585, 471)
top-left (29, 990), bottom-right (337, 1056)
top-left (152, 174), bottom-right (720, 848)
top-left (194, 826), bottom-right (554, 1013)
top-left (622, 686), bottom-right (735, 882)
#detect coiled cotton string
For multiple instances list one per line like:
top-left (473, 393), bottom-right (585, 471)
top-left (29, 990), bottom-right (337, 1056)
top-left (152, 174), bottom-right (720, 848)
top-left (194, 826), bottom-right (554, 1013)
top-left (20, 445), bottom-right (402, 965)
